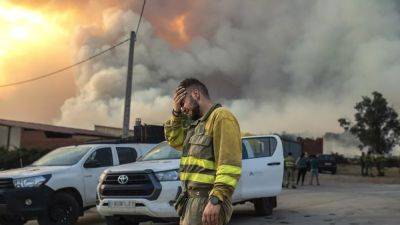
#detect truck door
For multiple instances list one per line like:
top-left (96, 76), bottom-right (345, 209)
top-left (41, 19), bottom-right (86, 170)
top-left (240, 136), bottom-right (284, 199)
top-left (83, 147), bottom-right (114, 205)
top-left (231, 142), bottom-right (248, 202)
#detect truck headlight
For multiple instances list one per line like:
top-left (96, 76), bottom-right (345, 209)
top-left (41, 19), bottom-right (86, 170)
top-left (13, 175), bottom-right (51, 188)
top-left (155, 170), bottom-right (179, 181)
top-left (99, 172), bottom-right (107, 183)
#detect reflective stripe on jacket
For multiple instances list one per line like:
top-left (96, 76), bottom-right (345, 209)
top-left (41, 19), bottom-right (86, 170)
top-left (284, 156), bottom-right (295, 168)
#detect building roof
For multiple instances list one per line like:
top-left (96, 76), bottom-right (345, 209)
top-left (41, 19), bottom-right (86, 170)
top-left (0, 119), bottom-right (117, 138)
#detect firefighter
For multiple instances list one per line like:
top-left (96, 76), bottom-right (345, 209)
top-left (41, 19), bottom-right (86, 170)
top-left (164, 78), bottom-right (242, 225)
top-left (375, 154), bottom-right (385, 176)
top-left (365, 151), bottom-right (373, 177)
top-left (284, 152), bottom-right (296, 188)
top-left (360, 152), bottom-right (366, 176)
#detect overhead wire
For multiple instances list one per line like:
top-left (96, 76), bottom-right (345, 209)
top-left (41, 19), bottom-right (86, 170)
top-left (0, 0), bottom-right (147, 88)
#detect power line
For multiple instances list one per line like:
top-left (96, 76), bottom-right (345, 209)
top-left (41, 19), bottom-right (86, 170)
top-left (0, 0), bottom-right (147, 88)
top-left (0, 38), bottom-right (130, 88)
top-left (136, 0), bottom-right (146, 35)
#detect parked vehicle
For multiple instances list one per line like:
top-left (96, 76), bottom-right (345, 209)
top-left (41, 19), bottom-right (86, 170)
top-left (0, 140), bottom-right (155, 225)
top-left (318, 154), bottom-right (337, 174)
top-left (97, 135), bottom-right (284, 225)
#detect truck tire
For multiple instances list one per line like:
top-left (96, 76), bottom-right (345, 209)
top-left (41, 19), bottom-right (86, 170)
top-left (37, 192), bottom-right (80, 225)
top-left (0, 215), bottom-right (26, 225)
top-left (331, 169), bottom-right (337, 174)
top-left (105, 216), bottom-right (138, 225)
top-left (254, 197), bottom-right (273, 216)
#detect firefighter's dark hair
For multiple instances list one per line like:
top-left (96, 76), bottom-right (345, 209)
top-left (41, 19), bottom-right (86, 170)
top-left (179, 78), bottom-right (210, 99)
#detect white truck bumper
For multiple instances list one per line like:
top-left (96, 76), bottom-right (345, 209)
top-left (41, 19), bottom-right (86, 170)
top-left (97, 181), bottom-right (180, 218)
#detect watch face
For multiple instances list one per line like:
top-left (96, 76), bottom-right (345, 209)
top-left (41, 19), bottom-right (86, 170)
top-left (211, 196), bottom-right (219, 205)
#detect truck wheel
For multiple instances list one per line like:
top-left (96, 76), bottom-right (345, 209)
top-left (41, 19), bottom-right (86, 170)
top-left (0, 215), bottom-right (26, 225)
top-left (331, 169), bottom-right (337, 174)
top-left (254, 198), bottom-right (273, 216)
top-left (38, 193), bottom-right (80, 225)
top-left (105, 216), bottom-right (138, 225)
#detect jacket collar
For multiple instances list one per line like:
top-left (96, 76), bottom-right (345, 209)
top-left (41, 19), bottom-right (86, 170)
top-left (190, 103), bottom-right (222, 126)
top-left (200, 103), bottom-right (221, 122)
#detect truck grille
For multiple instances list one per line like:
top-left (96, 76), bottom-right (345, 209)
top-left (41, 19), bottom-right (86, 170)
top-left (103, 174), bottom-right (150, 185)
top-left (0, 178), bottom-right (14, 189)
top-left (100, 172), bottom-right (159, 199)
top-left (0, 195), bottom-right (5, 204)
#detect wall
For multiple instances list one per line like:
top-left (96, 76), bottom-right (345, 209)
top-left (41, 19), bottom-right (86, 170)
top-left (0, 125), bottom-right (21, 150)
top-left (299, 138), bottom-right (323, 156)
top-left (20, 129), bottom-right (103, 150)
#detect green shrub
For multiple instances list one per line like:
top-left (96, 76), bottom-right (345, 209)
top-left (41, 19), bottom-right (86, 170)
top-left (0, 147), bottom-right (50, 170)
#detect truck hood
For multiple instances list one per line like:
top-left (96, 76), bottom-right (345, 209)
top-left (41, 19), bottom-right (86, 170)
top-left (0, 166), bottom-right (70, 179)
top-left (106, 159), bottom-right (180, 174)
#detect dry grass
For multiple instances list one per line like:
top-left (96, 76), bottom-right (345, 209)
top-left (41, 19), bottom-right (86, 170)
top-left (330, 164), bottom-right (400, 184)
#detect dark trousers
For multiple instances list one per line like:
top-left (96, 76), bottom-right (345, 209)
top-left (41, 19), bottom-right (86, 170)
top-left (297, 168), bottom-right (307, 185)
top-left (361, 162), bottom-right (366, 176)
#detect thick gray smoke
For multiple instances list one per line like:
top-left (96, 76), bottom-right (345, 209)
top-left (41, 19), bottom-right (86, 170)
top-left (55, 0), bottom-right (400, 141)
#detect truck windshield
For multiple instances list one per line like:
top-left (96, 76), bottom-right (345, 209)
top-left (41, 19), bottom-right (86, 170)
top-left (139, 142), bottom-right (181, 161)
top-left (32, 146), bottom-right (92, 166)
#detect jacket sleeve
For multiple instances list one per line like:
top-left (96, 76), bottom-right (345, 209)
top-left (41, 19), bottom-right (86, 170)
top-left (164, 114), bottom-right (190, 151)
top-left (209, 113), bottom-right (242, 202)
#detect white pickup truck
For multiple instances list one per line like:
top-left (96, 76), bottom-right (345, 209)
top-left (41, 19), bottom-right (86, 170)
top-left (97, 135), bottom-right (284, 225)
top-left (0, 141), bottom-right (155, 225)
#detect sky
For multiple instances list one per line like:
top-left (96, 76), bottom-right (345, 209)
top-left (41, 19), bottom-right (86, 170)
top-left (1, 0), bottom-right (400, 151)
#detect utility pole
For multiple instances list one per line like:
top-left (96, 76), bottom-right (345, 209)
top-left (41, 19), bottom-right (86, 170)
top-left (122, 31), bottom-right (136, 138)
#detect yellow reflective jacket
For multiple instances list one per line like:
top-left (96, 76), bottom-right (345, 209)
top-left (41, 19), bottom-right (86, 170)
top-left (284, 155), bottom-right (295, 168)
top-left (164, 104), bottom-right (242, 202)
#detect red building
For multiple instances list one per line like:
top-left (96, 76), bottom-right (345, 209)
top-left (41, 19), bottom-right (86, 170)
top-left (0, 119), bottom-right (116, 151)
top-left (298, 137), bottom-right (323, 156)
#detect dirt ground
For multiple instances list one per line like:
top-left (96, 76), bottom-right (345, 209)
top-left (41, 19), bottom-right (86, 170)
top-left (28, 173), bottom-right (400, 225)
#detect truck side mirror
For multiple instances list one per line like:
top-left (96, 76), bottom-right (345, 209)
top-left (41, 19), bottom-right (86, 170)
top-left (84, 159), bottom-right (101, 168)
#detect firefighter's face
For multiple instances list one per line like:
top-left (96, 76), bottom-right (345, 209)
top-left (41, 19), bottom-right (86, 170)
top-left (181, 90), bottom-right (201, 120)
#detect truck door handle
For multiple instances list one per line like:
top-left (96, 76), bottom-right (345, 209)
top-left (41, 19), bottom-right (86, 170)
top-left (84, 175), bottom-right (93, 178)
top-left (267, 162), bottom-right (281, 166)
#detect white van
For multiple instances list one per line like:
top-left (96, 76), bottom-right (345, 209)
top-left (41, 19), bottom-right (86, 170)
top-left (0, 141), bottom-right (155, 225)
top-left (97, 135), bottom-right (284, 225)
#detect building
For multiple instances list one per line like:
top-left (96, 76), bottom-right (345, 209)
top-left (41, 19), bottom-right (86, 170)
top-left (0, 119), bottom-right (116, 151)
top-left (281, 138), bottom-right (302, 159)
top-left (94, 118), bottom-right (165, 144)
top-left (298, 137), bottom-right (323, 156)
top-left (94, 125), bottom-right (134, 137)
top-left (280, 134), bottom-right (323, 157)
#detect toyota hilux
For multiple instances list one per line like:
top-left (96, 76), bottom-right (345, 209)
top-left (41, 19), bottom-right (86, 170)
top-left (97, 135), bottom-right (284, 225)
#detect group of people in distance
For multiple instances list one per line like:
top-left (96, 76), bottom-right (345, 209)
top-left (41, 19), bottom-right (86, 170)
top-left (283, 152), bottom-right (320, 189)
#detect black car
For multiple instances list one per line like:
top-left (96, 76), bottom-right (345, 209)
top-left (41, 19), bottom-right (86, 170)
top-left (317, 154), bottom-right (337, 174)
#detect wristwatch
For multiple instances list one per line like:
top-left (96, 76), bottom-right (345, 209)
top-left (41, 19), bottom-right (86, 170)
top-left (209, 196), bottom-right (221, 205)
top-left (172, 109), bottom-right (181, 117)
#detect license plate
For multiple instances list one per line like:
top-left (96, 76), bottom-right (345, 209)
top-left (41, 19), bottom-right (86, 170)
top-left (325, 162), bottom-right (332, 166)
top-left (108, 200), bottom-right (136, 208)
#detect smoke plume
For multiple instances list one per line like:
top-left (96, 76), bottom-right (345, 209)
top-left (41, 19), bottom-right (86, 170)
top-left (52, 0), bottom-right (400, 144)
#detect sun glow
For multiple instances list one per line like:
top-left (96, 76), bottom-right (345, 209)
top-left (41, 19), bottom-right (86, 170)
top-left (0, 3), bottom-right (70, 59)
top-left (0, 2), bottom-right (75, 85)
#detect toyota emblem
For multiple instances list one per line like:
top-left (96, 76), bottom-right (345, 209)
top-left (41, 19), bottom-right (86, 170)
top-left (117, 175), bottom-right (129, 185)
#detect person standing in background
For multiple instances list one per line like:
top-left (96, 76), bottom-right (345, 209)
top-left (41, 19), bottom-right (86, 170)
top-left (360, 152), bottom-right (366, 176)
top-left (284, 152), bottom-right (296, 189)
top-left (365, 151), bottom-right (373, 177)
top-left (309, 155), bottom-right (320, 186)
top-left (296, 153), bottom-right (308, 186)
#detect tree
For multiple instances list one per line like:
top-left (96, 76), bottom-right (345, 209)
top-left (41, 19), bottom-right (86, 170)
top-left (338, 91), bottom-right (400, 176)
